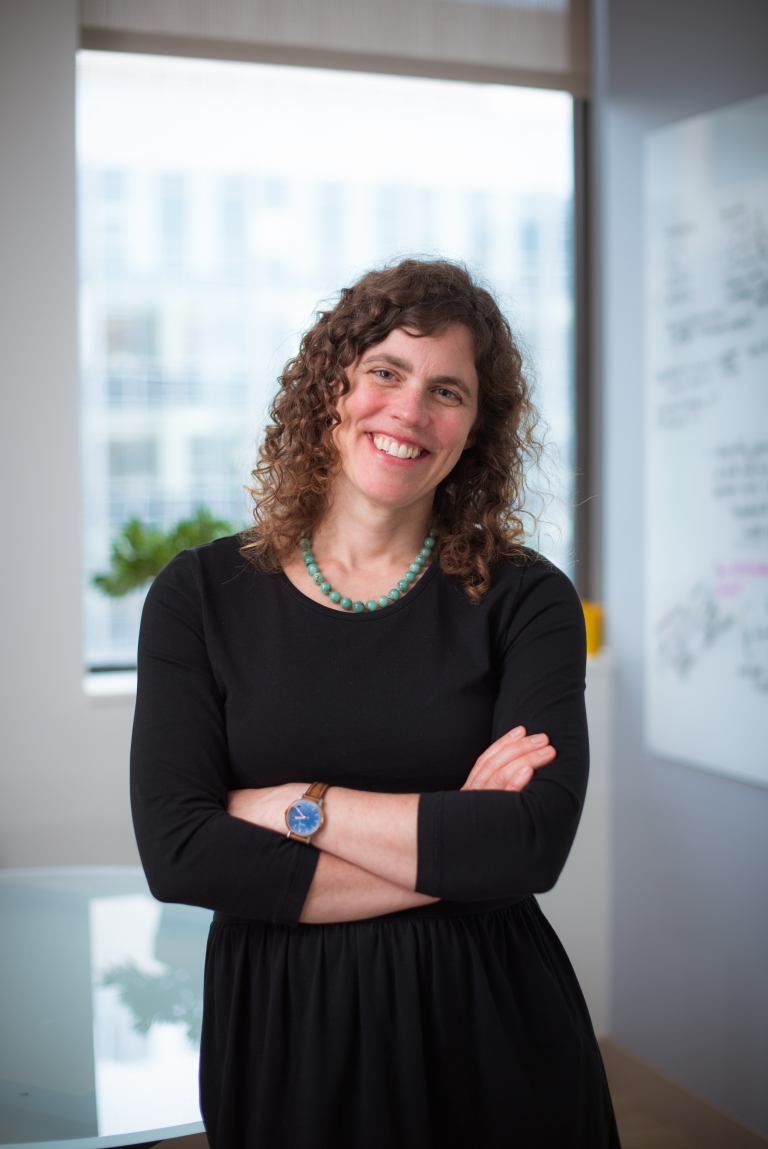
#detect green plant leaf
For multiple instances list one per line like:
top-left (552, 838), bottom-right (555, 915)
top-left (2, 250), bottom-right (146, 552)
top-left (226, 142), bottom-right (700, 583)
top-left (91, 506), bottom-right (234, 597)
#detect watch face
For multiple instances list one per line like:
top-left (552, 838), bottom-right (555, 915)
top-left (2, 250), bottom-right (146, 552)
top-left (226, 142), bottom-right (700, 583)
top-left (286, 798), bottom-right (323, 837)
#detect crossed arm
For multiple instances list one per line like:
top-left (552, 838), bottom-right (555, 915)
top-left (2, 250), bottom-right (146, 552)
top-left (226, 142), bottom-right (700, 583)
top-left (228, 726), bottom-right (556, 923)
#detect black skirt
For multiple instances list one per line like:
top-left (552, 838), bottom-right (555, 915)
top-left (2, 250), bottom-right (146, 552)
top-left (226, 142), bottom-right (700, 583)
top-left (200, 896), bottom-right (620, 1149)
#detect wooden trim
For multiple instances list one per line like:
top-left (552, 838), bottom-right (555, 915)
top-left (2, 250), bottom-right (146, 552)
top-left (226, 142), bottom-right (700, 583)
top-left (78, 27), bottom-right (590, 97)
top-left (600, 1039), bottom-right (768, 1149)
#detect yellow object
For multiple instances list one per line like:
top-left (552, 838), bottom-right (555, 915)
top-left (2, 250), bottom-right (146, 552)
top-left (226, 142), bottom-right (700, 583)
top-left (581, 600), bottom-right (603, 656)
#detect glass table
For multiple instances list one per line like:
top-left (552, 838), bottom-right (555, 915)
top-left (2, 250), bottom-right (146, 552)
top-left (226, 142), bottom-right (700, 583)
top-left (0, 868), bottom-right (211, 1148)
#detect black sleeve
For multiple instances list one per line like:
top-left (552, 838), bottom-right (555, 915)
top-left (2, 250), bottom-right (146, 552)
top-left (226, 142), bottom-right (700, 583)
top-left (130, 550), bottom-right (319, 926)
top-left (415, 562), bottom-right (588, 901)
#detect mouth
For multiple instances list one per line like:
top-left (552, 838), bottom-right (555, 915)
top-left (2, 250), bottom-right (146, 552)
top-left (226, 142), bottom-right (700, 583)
top-left (369, 432), bottom-right (428, 461)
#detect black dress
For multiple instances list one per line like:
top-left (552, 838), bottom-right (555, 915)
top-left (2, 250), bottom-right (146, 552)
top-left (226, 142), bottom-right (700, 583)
top-left (130, 536), bottom-right (619, 1149)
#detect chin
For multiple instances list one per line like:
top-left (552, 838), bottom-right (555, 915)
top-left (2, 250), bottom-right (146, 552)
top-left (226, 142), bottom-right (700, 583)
top-left (362, 486), bottom-right (422, 509)
top-left (353, 472), bottom-right (426, 508)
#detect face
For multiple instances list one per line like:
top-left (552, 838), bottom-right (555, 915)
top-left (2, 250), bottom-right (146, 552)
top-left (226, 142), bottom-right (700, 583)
top-left (333, 324), bottom-right (479, 511)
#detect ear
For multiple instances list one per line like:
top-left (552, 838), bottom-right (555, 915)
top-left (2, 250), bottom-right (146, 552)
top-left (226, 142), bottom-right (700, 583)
top-left (463, 430), bottom-right (476, 450)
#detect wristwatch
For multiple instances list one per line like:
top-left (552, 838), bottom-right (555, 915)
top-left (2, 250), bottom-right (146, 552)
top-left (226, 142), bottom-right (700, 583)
top-left (285, 782), bottom-right (330, 843)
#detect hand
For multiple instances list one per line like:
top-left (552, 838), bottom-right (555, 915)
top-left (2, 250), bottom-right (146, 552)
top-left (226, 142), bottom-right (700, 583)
top-left (462, 726), bottom-right (556, 792)
top-left (228, 783), bottom-right (309, 835)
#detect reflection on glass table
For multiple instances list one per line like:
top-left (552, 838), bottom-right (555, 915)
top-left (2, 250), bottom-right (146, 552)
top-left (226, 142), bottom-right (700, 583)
top-left (0, 867), bottom-right (211, 1148)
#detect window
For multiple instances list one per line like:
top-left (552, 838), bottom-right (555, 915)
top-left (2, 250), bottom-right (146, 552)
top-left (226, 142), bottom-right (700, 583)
top-left (78, 51), bottom-right (575, 670)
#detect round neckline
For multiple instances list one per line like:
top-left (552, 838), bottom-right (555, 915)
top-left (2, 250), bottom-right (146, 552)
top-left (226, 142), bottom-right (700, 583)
top-left (277, 556), bottom-right (440, 620)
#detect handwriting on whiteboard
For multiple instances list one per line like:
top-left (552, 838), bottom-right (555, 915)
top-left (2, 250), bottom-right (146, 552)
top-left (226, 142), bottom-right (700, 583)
top-left (644, 92), bottom-right (768, 786)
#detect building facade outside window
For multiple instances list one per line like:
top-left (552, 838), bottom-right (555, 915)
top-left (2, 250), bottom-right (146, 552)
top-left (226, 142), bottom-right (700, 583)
top-left (78, 51), bottom-right (575, 670)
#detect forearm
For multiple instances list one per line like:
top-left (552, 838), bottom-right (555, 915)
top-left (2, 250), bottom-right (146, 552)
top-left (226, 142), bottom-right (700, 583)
top-left (312, 788), bottom-right (420, 889)
top-left (300, 850), bottom-right (438, 923)
top-left (227, 730), bottom-right (556, 896)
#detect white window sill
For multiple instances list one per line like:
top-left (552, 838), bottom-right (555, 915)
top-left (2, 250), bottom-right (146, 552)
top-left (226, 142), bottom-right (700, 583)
top-left (83, 670), bottom-right (137, 701)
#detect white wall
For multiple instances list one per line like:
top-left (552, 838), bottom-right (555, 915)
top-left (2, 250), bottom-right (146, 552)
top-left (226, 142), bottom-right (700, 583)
top-left (539, 653), bottom-right (612, 1037)
top-left (0, 0), bottom-right (138, 867)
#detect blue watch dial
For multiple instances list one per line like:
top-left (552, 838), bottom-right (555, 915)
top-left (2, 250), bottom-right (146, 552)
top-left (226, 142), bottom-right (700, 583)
top-left (287, 798), bottom-right (323, 836)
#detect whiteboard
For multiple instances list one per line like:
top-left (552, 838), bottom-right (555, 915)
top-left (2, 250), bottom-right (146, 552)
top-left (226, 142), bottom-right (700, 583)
top-left (644, 92), bottom-right (768, 787)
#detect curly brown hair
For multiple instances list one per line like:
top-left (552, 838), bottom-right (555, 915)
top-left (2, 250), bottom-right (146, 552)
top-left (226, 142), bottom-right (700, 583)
top-left (241, 259), bottom-right (541, 603)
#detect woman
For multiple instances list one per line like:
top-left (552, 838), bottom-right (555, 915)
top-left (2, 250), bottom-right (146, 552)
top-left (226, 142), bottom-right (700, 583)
top-left (131, 259), bottom-right (619, 1148)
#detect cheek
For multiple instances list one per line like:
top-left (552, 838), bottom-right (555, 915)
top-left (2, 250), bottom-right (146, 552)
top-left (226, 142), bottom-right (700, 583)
top-left (333, 395), bottom-right (374, 462)
top-left (437, 412), bottom-right (476, 455)
top-left (336, 382), bottom-right (380, 432)
top-left (353, 382), bottom-right (386, 422)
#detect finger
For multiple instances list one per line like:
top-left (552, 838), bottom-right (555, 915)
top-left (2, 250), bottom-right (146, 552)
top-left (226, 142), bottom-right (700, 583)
top-left (464, 726), bottom-right (526, 783)
top-left (463, 727), bottom-right (527, 787)
top-left (465, 742), bottom-right (538, 790)
top-left (508, 745), bottom-right (556, 785)
top-left (468, 744), bottom-right (556, 793)
top-left (464, 733), bottom-right (551, 790)
top-left (479, 733), bottom-right (550, 779)
top-left (504, 764), bottom-right (533, 791)
top-left (484, 745), bottom-right (556, 791)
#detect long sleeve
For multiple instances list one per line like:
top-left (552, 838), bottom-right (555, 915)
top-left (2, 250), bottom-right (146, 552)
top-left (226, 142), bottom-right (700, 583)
top-left (415, 561), bottom-right (588, 901)
top-left (130, 550), bottom-right (319, 926)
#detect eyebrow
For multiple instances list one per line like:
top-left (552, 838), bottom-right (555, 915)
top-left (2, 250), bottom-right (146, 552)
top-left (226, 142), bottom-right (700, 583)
top-left (363, 352), bottom-right (475, 400)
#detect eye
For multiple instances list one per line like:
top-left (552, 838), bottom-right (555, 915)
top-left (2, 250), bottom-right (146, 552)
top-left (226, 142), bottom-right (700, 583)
top-left (434, 386), bottom-right (461, 403)
top-left (371, 368), bottom-right (396, 381)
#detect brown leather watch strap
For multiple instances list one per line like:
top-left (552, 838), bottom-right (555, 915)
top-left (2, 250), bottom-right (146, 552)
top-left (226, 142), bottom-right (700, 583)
top-left (304, 781), bottom-right (329, 801)
top-left (285, 782), bottom-right (330, 844)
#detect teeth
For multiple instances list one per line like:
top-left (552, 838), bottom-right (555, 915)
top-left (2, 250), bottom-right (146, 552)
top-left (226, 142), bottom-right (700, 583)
top-left (372, 434), bottom-right (423, 460)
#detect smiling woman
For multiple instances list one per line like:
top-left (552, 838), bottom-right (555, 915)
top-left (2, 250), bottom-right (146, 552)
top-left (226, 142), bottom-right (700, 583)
top-left (130, 259), bottom-right (618, 1149)
top-left (243, 260), bottom-right (540, 604)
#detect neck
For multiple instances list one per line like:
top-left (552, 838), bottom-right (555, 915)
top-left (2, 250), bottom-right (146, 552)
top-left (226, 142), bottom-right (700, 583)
top-left (312, 484), bottom-right (433, 571)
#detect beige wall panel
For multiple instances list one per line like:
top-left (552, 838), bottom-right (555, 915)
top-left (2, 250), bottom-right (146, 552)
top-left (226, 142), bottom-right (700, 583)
top-left (81, 0), bottom-right (579, 84)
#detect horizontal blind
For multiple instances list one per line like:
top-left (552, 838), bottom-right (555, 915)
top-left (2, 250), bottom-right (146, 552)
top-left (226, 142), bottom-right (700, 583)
top-left (80, 0), bottom-right (589, 95)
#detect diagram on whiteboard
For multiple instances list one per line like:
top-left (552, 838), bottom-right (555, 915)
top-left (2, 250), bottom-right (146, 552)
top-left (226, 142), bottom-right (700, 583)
top-left (645, 92), bottom-right (768, 787)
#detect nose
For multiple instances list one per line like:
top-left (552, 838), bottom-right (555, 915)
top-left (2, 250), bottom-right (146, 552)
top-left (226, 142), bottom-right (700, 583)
top-left (389, 382), bottom-right (429, 429)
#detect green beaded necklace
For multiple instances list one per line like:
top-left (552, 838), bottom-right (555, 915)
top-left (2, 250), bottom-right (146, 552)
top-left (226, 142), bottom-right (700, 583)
top-left (300, 529), bottom-right (437, 612)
